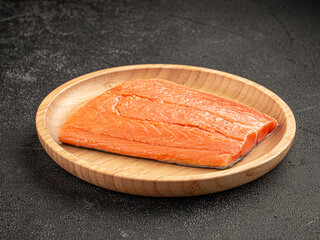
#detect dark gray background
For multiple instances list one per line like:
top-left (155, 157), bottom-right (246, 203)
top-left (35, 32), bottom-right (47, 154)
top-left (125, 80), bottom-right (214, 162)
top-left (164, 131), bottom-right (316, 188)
top-left (1, 0), bottom-right (320, 239)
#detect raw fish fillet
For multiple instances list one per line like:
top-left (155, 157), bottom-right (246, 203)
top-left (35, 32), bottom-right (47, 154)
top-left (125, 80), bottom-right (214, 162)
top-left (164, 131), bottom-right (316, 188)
top-left (59, 78), bottom-right (278, 168)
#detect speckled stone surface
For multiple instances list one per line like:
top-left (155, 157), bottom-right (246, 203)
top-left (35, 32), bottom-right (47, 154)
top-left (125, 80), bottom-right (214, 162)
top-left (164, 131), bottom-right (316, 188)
top-left (1, 0), bottom-right (320, 239)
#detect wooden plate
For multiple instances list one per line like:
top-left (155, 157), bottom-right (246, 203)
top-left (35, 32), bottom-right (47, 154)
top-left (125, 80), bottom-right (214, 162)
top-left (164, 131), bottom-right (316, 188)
top-left (36, 64), bottom-right (296, 197)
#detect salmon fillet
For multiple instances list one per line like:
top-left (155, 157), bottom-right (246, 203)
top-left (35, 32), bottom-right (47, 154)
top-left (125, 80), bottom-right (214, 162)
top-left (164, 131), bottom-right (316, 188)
top-left (59, 78), bottom-right (278, 168)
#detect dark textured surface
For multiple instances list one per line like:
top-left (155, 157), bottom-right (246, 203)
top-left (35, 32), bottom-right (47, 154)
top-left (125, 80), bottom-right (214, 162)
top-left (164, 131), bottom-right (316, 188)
top-left (1, 0), bottom-right (320, 239)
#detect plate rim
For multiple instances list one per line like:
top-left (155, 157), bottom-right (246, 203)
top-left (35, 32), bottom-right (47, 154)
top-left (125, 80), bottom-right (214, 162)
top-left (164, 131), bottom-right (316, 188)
top-left (36, 64), bottom-right (296, 184)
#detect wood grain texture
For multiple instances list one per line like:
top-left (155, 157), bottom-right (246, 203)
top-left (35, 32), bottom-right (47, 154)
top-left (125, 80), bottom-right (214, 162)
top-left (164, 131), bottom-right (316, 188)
top-left (36, 64), bottom-right (296, 197)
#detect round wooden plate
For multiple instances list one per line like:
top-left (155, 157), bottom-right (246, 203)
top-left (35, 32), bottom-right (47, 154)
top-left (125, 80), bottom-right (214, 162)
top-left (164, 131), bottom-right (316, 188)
top-left (36, 64), bottom-right (296, 197)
